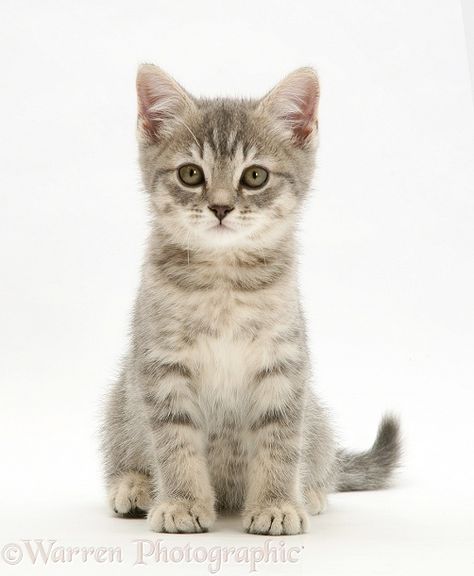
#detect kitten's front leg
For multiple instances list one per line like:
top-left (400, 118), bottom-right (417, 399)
top-left (243, 368), bottom-right (308, 535)
top-left (141, 361), bottom-right (216, 533)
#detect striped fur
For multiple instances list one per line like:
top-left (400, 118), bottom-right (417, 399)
top-left (101, 66), bottom-right (401, 535)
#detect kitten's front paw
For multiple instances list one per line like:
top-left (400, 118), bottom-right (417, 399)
top-left (148, 500), bottom-right (216, 533)
top-left (243, 502), bottom-right (308, 535)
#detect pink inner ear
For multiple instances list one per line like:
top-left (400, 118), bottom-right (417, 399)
top-left (137, 73), bottom-right (160, 139)
top-left (137, 77), bottom-right (154, 117)
top-left (264, 68), bottom-right (320, 146)
top-left (136, 66), bottom-right (189, 142)
top-left (287, 78), bottom-right (319, 145)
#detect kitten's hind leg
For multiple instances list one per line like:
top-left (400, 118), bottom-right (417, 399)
top-left (108, 471), bottom-right (153, 517)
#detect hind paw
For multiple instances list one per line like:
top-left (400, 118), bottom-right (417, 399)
top-left (108, 471), bottom-right (152, 517)
top-left (304, 488), bottom-right (327, 515)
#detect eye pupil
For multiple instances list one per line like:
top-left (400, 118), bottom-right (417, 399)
top-left (242, 166), bottom-right (268, 188)
top-left (178, 164), bottom-right (204, 186)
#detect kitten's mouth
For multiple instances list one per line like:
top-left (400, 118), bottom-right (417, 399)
top-left (208, 223), bottom-right (235, 232)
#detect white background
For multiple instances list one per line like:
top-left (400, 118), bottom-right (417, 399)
top-left (0, 1), bottom-right (473, 575)
top-left (462, 0), bottom-right (474, 100)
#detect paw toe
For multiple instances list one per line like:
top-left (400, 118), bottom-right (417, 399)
top-left (148, 500), bottom-right (215, 533)
top-left (244, 502), bottom-right (307, 535)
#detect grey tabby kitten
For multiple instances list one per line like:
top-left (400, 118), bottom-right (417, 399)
top-left (101, 65), bottom-right (400, 535)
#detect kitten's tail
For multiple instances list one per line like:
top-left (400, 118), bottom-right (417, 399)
top-left (336, 414), bottom-right (401, 491)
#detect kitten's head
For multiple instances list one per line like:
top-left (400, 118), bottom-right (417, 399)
top-left (137, 65), bottom-right (319, 251)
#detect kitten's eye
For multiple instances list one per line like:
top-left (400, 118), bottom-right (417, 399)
top-left (241, 166), bottom-right (269, 189)
top-left (178, 164), bottom-right (205, 187)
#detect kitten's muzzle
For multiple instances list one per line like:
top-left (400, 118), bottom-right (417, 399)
top-left (208, 204), bottom-right (235, 223)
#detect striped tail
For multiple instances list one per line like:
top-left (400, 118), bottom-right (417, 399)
top-left (337, 414), bottom-right (401, 491)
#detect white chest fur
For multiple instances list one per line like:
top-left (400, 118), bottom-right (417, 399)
top-left (190, 331), bottom-right (256, 425)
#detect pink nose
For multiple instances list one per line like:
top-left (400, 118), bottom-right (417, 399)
top-left (208, 204), bottom-right (234, 222)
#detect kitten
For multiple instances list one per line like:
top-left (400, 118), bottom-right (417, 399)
top-left (101, 65), bottom-right (400, 535)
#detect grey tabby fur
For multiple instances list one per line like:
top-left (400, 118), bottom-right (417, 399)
top-left (101, 65), bottom-right (401, 535)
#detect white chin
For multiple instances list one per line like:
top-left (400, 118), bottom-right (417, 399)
top-left (201, 224), bottom-right (246, 247)
top-left (208, 222), bottom-right (235, 232)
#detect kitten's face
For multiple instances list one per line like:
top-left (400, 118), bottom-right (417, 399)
top-left (137, 66), bottom-right (319, 251)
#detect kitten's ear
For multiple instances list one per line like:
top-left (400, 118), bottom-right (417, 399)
top-left (258, 67), bottom-right (319, 147)
top-left (136, 64), bottom-right (194, 144)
